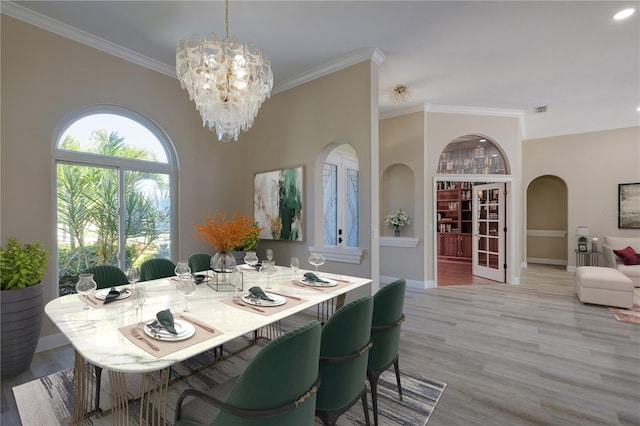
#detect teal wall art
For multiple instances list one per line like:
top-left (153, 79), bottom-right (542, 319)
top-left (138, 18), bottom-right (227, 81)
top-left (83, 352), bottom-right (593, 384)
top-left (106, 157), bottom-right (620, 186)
top-left (254, 166), bottom-right (304, 241)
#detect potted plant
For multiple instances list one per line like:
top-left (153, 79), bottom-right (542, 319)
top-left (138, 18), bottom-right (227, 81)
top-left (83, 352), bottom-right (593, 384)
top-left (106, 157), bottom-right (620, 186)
top-left (193, 211), bottom-right (263, 268)
top-left (1, 236), bottom-right (48, 377)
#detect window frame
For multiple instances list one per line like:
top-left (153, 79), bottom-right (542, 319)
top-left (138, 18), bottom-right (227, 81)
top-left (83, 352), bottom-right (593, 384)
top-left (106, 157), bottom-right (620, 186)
top-left (52, 105), bottom-right (178, 283)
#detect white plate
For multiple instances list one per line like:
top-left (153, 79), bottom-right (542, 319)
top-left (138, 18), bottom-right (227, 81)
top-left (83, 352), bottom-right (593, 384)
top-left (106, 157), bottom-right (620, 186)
top-left (242, 292), bottom-right (286, 307)
top-left (144, 319), bottom-right (195, 341)
top-left (239, 263), bottom-right (261, 271)
top-left (95, 288), bottom-right (131, 300)
top-left (299, 277), bottom-right (338, 287)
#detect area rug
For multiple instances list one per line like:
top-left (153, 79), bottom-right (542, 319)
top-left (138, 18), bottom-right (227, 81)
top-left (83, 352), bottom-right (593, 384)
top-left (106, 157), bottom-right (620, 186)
top-left (14, 341), bottom-right (446, 426)
top-left (609, 288), bottom-right (640, 324)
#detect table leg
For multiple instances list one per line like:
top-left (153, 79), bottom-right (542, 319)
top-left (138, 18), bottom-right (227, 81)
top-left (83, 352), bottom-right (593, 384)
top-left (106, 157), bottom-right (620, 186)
top-left (139, 368), bottom-right (171, 425)
top-left (72, 350), bottom-right (96, 425)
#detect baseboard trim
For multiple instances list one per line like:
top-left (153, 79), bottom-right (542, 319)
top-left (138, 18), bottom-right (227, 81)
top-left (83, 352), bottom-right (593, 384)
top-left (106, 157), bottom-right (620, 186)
top-left (36, 333), bottom-right (70, 353)
top-left (380, 275), bottom-right (431, 289)
top-left (527, 257), bottom-right (568, 266)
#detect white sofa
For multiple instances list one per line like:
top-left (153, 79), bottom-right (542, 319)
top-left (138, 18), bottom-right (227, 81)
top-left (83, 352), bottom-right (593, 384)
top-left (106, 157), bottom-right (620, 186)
top-left (602, 236), bottom-right (640, 287)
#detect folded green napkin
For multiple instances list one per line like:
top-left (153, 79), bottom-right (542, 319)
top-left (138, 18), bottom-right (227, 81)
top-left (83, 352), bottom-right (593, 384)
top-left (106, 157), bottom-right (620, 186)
top-left (156, 309), bottom-right (177, 334)
top-left (104, 287), bottom-right (124, 304)
top-left (303, 272), bottom-right (329, 284)
top-left (248, 286), bottom-right (274, 302)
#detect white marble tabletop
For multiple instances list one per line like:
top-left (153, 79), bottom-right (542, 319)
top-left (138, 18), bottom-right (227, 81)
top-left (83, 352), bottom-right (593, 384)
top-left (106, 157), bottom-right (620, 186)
top-left (45, 266), bottom-right (371, 374)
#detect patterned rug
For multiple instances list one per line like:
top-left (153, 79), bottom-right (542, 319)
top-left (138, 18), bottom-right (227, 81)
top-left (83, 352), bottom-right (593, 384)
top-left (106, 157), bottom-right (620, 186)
top-left (609, 288), bottom-right (640, 324)
top-left (14, 339), bottom-right (446, 425)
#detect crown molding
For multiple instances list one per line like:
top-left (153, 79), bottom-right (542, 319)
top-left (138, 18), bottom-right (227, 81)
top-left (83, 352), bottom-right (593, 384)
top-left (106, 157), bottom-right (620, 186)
top-left (379, 104), bottom-right (426, 120)
top-left (273, 47), bottom-right (385, 95)
top-left (1, 1), bottom-right (176, 78)
top-left (426, 104), bottom-right (524, 118)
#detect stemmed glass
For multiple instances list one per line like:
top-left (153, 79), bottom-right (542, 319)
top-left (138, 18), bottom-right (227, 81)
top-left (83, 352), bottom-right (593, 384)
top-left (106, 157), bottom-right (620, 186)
top-left (260, 261), bottom-right (277, 290)
top-left (266, 249), bottom-right (274, 262)
top-left (244, 251), bottom-right (259, 273)
top-left (176, 280), bottom-right (197, 312)
top-left (290, 257), bottom-right (300, 277)
top-left (174, 261), bottom-right (191, 281)
top-left (76, 273), bottom-right (97, 310)
top-left (127, 267), bottom-right (139, 288)
top-left (308, 252), bottom-right (326, 274)
top-left (131, 285), bottom-right (147, 326)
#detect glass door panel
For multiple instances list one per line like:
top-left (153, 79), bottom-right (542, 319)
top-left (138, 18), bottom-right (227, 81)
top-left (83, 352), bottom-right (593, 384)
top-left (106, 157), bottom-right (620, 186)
top-left (472, 183), bottom-right (506, 282)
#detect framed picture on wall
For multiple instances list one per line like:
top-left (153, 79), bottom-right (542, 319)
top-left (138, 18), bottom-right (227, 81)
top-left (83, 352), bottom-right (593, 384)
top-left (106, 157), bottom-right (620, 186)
top-left (618, 183), bottom-right (640, 229)
top-left (254, 166), bottom-right (304, 241)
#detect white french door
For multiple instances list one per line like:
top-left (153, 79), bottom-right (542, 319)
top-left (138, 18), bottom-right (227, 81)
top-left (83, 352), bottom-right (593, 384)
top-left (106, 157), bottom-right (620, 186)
top-left (472, 183), bottom-right (506, 282)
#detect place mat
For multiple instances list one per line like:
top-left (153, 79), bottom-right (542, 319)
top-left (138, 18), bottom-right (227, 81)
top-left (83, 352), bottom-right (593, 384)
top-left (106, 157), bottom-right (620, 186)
top-left (221, 292), bottom-right (307, 316)
top-left (77, 288), bottom-right (131, 307)
top-left (119, 314), bottom-right (221, 358)
top-left (286, 277), bottom-right (353, 293)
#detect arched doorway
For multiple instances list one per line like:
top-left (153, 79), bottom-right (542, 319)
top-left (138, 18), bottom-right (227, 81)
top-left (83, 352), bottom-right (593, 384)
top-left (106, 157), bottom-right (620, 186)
top-left (435, 134), bottom-right (510, 286)
top-left (526, 175), bottom-right (568, 268)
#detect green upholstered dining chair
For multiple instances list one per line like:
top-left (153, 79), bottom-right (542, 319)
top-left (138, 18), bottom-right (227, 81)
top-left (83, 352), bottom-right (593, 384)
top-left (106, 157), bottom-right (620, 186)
top-left (188, 253), bottom-right (212, 273)
top-left (315, 296), bottom-right (373, 426)
top-left (139, 258), bottom-right (176, 281)
top-left (81, 264), bottom-right (129, 290)
top-left (175, 320), bottom-right (322, 426)
top-left (79, 264), bottom-right (130, 412)
top-left (367, 278), bottom-right (407, 426)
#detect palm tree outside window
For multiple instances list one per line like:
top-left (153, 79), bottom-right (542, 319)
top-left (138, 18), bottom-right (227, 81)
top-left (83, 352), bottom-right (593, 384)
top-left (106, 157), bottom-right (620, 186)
top-left (54, 106), bottom-right (176, 296)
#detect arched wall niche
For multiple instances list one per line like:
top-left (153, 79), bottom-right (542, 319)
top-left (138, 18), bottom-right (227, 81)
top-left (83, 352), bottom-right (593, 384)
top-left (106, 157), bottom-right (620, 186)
top-left (526, 175), bottom-right (568, 265)
top-left (437, 134), bottom-right (510, 175)
top-left (381, 163), bottom-right (415, 236)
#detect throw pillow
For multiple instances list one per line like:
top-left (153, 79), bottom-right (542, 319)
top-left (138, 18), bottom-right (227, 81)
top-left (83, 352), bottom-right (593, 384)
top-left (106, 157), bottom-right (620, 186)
top-left (613, 246), bottom-right (640, 266)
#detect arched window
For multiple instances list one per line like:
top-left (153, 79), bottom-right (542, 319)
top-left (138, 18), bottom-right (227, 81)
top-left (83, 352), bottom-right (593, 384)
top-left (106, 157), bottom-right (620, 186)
top-left (437, 135), bottom-right (508, 175)
top-left (54, 105), bottom-right (176, 295)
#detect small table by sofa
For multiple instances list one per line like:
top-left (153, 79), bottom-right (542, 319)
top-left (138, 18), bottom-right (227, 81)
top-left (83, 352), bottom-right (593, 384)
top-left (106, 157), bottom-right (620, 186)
top-left (575, 249), bottom-right (599, 267)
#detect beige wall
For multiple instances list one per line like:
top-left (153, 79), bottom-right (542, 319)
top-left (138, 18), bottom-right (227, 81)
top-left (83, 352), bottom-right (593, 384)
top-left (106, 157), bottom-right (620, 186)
top-left (523, 126), bottom-right (640, 268)
top-left (1, 16), bottom-right (376, 340)
top-left (237, 61), bottom-right (375, 282)
top-left (379, 112), bottom-right (425, 282)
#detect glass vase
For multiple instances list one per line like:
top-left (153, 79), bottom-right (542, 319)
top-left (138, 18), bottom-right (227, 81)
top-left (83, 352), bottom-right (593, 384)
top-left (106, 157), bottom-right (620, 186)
top-left (211, 252), bottom-right (237, 285)
top-left (394, 225), bottom-right (400, 237)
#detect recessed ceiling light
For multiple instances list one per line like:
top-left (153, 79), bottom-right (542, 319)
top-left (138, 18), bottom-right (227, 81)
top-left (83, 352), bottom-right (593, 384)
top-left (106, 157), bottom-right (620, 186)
top-left (614, 8), bottom-right (635, 20)
top-left (479, 139), bottom-right (487, 143)
top-left (637, 106), bottom-right (640, 112)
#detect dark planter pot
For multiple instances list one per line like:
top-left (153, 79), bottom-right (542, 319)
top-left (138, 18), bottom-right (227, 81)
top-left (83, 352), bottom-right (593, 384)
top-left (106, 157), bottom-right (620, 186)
top-left (1, 282), bottom-right (44, 377)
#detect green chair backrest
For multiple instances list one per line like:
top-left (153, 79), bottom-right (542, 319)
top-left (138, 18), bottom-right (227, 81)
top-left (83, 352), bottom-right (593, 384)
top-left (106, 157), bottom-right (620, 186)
top-left (139, 258), bottom-right (176, 282)
top-left (316, 296), bottom-right (373, 411)
top-left (368, 278), bottom-right (406, 370)
top-left (213, 320), bottom-right (322, 426)
top-left (188, 253), bottom-right (212, 273)
top-left (81, 265), bottom-right (129, 290)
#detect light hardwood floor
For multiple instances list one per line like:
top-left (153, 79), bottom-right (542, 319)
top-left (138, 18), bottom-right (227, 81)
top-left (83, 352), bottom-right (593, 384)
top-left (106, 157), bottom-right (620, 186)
top-left (2, 264), bottom-right (639, 425)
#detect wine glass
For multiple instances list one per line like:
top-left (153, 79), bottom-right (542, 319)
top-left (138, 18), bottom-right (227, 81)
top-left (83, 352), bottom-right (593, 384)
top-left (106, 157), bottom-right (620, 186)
top-left (244, 251), bottom-right (259, 273)
top-left (76, 273), bottom-right (97, 310)
top-left (290, 256), bottom-right (300, 277)
top-left (174, 261), bottom-right (191, 282)
top-left (131, 284), bottom-right (147, 326)
top-left (260, 261), bottom-right (277, 290)
top-left (266, 249), bottom-right (274, 262)
top-left (176, 280), bottom-right (197, 312)
top-left (308, 252), bottom-right (326, 274)
top-left (127, 267), bottom-right (139, 288)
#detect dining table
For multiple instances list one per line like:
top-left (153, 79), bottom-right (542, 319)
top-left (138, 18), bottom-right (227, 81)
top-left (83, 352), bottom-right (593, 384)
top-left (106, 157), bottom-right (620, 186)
top-left (44, 264), bottom-right (372, 426)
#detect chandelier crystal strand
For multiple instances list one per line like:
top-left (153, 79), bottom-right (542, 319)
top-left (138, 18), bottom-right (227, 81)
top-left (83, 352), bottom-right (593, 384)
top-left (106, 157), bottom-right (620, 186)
top-left (176, 1), bottom-right (273, 142)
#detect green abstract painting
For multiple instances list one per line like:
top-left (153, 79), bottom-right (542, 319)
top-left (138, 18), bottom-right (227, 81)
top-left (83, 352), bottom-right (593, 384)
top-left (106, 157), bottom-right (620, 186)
top-left (254, 166), bottom-right (303, 241)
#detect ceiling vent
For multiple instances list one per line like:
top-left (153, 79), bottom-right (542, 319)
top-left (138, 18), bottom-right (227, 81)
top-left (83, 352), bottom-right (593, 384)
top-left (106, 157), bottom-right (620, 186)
top-left (533, 105), bottom-right (548, 114)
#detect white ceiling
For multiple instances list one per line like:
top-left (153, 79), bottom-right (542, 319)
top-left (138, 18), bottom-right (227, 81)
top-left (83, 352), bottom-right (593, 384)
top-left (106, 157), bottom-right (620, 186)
top-left (4, 1), bottom-right (639, 140)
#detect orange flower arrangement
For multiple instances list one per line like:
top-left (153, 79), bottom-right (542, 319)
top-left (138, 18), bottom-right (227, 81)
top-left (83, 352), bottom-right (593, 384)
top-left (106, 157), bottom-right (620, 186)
top-left (193, 211), bottom-right (263, 253)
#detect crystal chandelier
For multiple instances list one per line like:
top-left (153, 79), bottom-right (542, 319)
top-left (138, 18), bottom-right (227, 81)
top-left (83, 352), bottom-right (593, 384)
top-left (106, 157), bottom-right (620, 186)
top-left (176, 0), bottom-right (273, 142)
